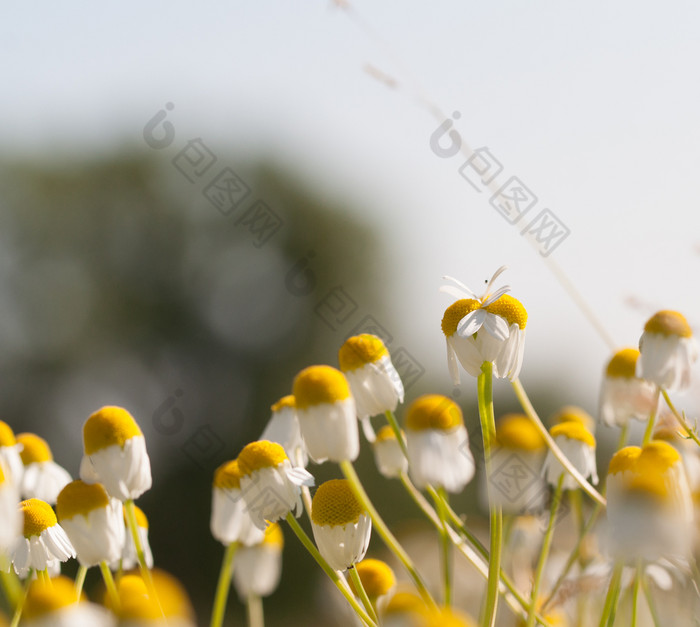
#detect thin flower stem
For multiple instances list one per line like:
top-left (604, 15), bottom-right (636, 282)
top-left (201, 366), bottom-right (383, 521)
top-left (631, 561), bottom-right (642, 627)
top-left (511, 378), bottom-right (606, 507)
top-left (339, 459), bottom-right (437, 610)
top-left (384, 410), bottom-right (408, 457)
top-left (478, 361), bottom-right (503, 627)
top-left (617, 424), bottom-right (630, 450)
top-left (100, 560), bottom-right (120, 611)
top-left (210, 541), bottom-right (238, 627)
top-left (285, 513), bottom-right (378, 627)
top-left (75, 565), bottom-right (88, 597)
top-left (641, 575), bottom-right (661, 627)
top-left (37, 569), bottom-right (50, 585)
top-left (348, 565), bottom-right (379, 625)
top-left (641, 387), bottom-right (661, 446)
top-left (9, 570), bottom-right (32, 627)
top-left (432, 487), bottom-right (452, 606)
top-left (246, 593), bottom-right (264, 627)
top-left (527, 474), bottom-right (564, 627)
top-left (660, 388), bottom-right (700, 448)
top-left (598, 562), bottom-right (623, 627)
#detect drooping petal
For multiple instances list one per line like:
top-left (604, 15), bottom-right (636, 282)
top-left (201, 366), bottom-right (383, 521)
top-left (456, 309), bottom-right (486, 338)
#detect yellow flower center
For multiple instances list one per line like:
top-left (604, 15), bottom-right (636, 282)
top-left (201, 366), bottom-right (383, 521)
top-left (22, 576), bottom-right (79, 619)
top-left (350, 559), bottom-right (396, 597)
top-left (375, 425), bottom-right (399, 442)
top-left (311, 479), bottom-right (365, 526)
top-left (384, 591), bottom-right (425, 615)
top-left (338, 334), bottom-right (389, 372)
top-left (441, 299), bottom-right (481, 337)
top-left (549, 422), bottom-right (595, 448)
top-left (293, 365), bottom-right (351, 409)
top-left (83, 406), bottom-right (142, 455)
top-left (424, 609), bottom-right (476, 627)
top-left (213, 459), bottom-right (243, 490)
top-left (608, 446), bottom-right (641, 476)
top-left (263, 522), bottom-right (284, 548)
top-left (56, 480), bottom-right (110, 522)
top-left (404, 395), bottom-right (463, 432)
top-left (237, 440), bottom-right (288, 475)
top-left (644, 310), bottom-right (693, 338)
top-left (17, 433), bottom-right (53, 464)
top-left (116, 571), bottom-right (193, 620)
top-left (637, 440), bottom-right (681, 475)
top-left (0, 464), bottom-right (4, 485)
top-left (20, 498), bottom-right (57, 538)
top-left (495, 414), bottom-right (545, 451)
top-left (484, 294), bottom-right (528, 329)
top-left (625, 474), bottom-right (669, 501)
top-left (605, 348), bottom-right (640, 378)
top-left (271, 395), bottom-right (296, 413)
top-left (552, 406), bottom-right (595, 430)
top-left (132, 505), bottom-right (149, 529)
top-left (0, 421), bottom-right (16, 447)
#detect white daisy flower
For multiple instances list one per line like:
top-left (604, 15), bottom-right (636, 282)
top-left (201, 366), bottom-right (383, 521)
top-left (12, 498), bottom-right (75, 577)
top-left (210, 459), bottom-right (265, 546)
top-left (310, 479), bottom-right (371, 572)
top-left (237, 440), bottom-right (314, 529)
top-left (372, 426), bottom-right (408, 479)
top-left (541, 422), bottom-right (598, 490)
top-left (80, 406), bottom-right (152, 502)
top-left (338, 334), bottom-right (404, 429)
top-left (260, 395), bottom-right (308, 468)
top-left (16, 433), bottom-right (72, 505)
top-left (599, 348), bottom-right (659, 427)
top-left (293, 365), bottom-right (359, 463)
top-left (117, 504), bottom-right (153, 570)
top-left (0, 462), bottom-right (21, 554)
top-left (637, 310), bottom-right (698, 391)
top-left (440, 267), bottom-right (527, 383)
top-left (232, 522), bottom-right (284, 600)
top-left (404, 394), bottom-right (474, 493)
top-left (55, 480), bottom-right (124, 567)
top-left (20, 575), bottom-right (116, 627)
top-left (0, 420), bottom-right (24, 488)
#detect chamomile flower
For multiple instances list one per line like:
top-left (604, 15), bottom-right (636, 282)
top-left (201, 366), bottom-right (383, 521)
top-left (373, 426), bottom-right (408, 479)
top-left (0, 420), bottom-right (24, 487)
top-left (440, 266), bottom-right (527, 383)
top-left (0, 463), bottom-right (21, 553)
top-left (55, 480), bottom-right (124, 567)
top-left (232, 522), bottom-right (284, 600)
top-left (404, 395), bottom-right (474, 492)
top-left (12, 498), bottom-right (75, 577)
top-left (311, 479), bottom-right (371, 571)
top-left (260, 395), bottom-right (308, 468)
top-left (349, 558), bottom-right (396, 606)
top-left (80, 406), bottom-right (152, 501)
top-left (653, 420), bottom-right (700, 492)
top-left (293, 365), bottom-right (359, 463)
top-left (118, 504), bottom-right (153, 570)
top-left (599, 348), bottom-right (659, 427)
top-left (237, 440), bottom-right (314, 529)
top-left (541, 422), bottom-right (598, 490)
top-left (338, 334), bottom-right (404, 425)
top-left (20, 575), bottom-right (116, 627)
top-left (637, 310), bottom-right (698, 391)
top-left (16, 434), bottom-right (72, 505)
top-left (551, 406), bottom-right (596, 432)
top-left (210, 459), bottom-right (265, 546)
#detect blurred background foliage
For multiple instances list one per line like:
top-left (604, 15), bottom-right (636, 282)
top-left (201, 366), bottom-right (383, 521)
top-left (0, 152), bottom-right (572, 625)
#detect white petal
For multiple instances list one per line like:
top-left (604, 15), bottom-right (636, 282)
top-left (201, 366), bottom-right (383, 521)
top-left (482, 312), bottom-right (510, 341)
top-left (457, 310), bottom-right (486, 338)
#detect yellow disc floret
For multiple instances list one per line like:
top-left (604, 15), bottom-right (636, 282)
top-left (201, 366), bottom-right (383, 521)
top-left (351, 559), bottom-right (396, 597)
top-left (133, 505), bottom-right (149, 529)
top-left (20, 498), bottom-right (57, 538)
top-left (17, 433), bottom-right (53, 464)
top-left (0, 421), bottom-right (16, 447)
top-left (549, 422), bottom-right (595, 448)
top-left (495, 414), bottom-right (545, 451)
top-left (424, 608), bottom-right (477, 627)
top-left (237, 441), bottom-right (288, 476)
top-left (384, 590), bottom-right (426, 616)
top-left (22, 576), bottom-right (79, 619)
top-left (441, 299), bottom-right (481, 337)
top-left (338, 334), bottom-right (389, 371)
top-left (608, 446), bottom-right (641, 476)
top-left (605, 348), bottom-right (640, 379)
top-left (404, 395), bottom-right (463, 432)
top-left (375, 425), bottom-right (399, 442)
top-left (644, 310), bottom-right (693, 338)
top-left (637, 440), bottom-right (681, 475)
top-left (311, 479), bottom-right (364, 527)
top-left (56, 480), bottom-right (110, 522)
top-left (552, 406), bottom-right (595, 431)
top-left (83, 406), bottom-right (142, 455)
top-left (262, 522), bottom-right (284, 548)
top-left (213, 459), bottom-right (243, 490)
top-left (484, 294), bottom-right (528, 329)
top-left (293, 365), bottom-right (351, 409)
top-left (271, 395), bottom-right (296, 413)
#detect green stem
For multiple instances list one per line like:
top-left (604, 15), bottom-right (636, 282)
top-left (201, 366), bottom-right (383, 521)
top-left (433, 487), bottom-right (452, 606)
top-left (598, 562), bottom-right (623, 627)
top-left (74, 565), bottom-right (88, 597)
top-left (246, 593), bottom-right (264, 627)
top-left (641, 387), bottom-right (661, 445)
top-left (511, 378), bottom-right (606, 507)
top-left (660, 388), bottom-right (700, 448)
top-left (0, 557), bottom-right (22, 609)
top-left (641, 575), bottom-right (661, 627)
top-left (210, 542), bottom-right (238, 627)
top-left (9, 570), bottom-right (32, 627)
top-left (384, 410), bottom-right (408, 457)
top-left (339, 459), bottom-right (437, 610)
top-left (631, 561), bottom-right (642, 627)
top-left (478, 361), bottom-right (502, 627)
top-left (285, 513), bottom-right (377, 627)
top-left (99, 561), bottom-right (120, 611)
top-left (348, 565), bottom-right (379, 625)
top-left (527, 475), bottom-right (564, 627)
